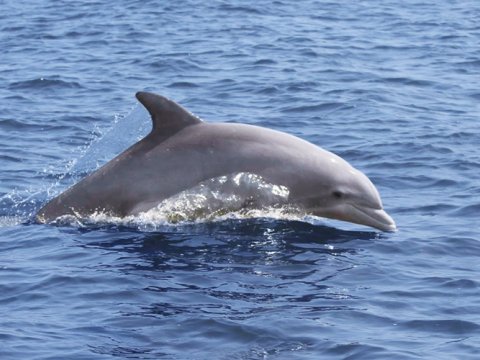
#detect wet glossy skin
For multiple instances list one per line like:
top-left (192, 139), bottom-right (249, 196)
top-left (37, 92), bottom-right (396, 231)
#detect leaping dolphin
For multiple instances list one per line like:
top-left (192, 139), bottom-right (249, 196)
top-left (36, 91), bottom-right (396, 231)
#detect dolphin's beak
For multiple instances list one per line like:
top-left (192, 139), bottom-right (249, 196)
top-left (315, 203), bottom-right (397, 232)
top-left (349, 204), bottom-right (397, 232)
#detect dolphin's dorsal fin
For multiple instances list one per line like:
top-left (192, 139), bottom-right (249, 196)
top-left (136, 92), bottom-right (202, 137)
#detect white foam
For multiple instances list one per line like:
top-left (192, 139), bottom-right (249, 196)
top-left (57, 173), bottom-right (314, 230)
top-left (0, 216), bottom-right (24, 227)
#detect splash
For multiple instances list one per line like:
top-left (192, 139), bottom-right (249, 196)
top-left (0, 104), bottom-right (150, 227)
top-left (69, 105), bottom-right (151, 176)
top-left (136, 172), bottom-right (294, 222)
top-left (0, 216), bottom-right (24, 227)
top-left (58, 173), bottom-right (310, 230)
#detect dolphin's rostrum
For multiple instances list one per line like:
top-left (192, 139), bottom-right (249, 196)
top-left (36, 92), bottom-right (396, 231)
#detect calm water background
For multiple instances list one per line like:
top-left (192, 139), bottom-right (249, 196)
top-left (1, 0), bottom-right (479, 359)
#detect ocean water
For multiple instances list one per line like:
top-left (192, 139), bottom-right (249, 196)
top-left (1, 0), bottom-right (479, 359)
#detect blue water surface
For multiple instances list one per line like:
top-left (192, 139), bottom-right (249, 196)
top-left (1, 0), bottom-right (479, 359)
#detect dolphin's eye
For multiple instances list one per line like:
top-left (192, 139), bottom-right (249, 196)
top-left (332, 190), bottom-right (344, 199)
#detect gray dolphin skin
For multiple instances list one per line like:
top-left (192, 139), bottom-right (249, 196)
top-left (36, 92), bottom-right (396, 231)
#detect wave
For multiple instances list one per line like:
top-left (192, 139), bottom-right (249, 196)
top-left (281, 102), bottom-right (347, 113)
top-left (47, 172), bottom-right (307, 231)
top-left (8, 77), bottom-right (82, 90)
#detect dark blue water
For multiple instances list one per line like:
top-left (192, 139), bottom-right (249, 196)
top-left (1, 0), bottom-right (479, 359)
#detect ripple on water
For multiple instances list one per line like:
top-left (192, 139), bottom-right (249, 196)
top-left (450, 203), bottom-right (480, 217)
top-left (1, 0), bottom-right (479, 359)
top-left (9, 78), bottom-right (83, 91)
top-left (167, 81), bottom-right (201, 89)
top-left (281, 102), bottom-right (348, 113)
top-left (401, 319), bottom-right (480, 335)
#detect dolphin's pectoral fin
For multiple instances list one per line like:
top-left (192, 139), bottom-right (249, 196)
top-left (136, 92), bottom-right (202, 138)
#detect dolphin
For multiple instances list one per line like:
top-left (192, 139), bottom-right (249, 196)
top-left (36, 91), bottom-right (396, 231)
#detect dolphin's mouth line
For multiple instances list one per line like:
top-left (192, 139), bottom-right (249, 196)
top-left (350, 203), bottom-right (397, 232)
